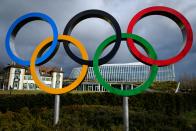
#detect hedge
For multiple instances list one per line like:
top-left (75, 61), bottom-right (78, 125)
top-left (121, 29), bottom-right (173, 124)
top-left (0, 93), bottom-right (196, 115)
top-left (0, 106), bottom-right (194, 130)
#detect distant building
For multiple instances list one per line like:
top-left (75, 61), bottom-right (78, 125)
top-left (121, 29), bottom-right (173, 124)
top-left (69, 62), bottom-right (175, 92)
top-left (0, 63), bottom-right (63, 90)
top-left (0, 62), bottom-right (176, 92)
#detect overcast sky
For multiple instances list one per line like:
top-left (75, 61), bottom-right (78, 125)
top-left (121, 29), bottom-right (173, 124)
top-left (0, 0), bottom-right (195, 79)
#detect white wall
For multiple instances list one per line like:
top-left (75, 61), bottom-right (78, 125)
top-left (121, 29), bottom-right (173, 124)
top-left (52, 72), bottom-right (63, 88)
top-left (8, 67), bottom-right (25, 90)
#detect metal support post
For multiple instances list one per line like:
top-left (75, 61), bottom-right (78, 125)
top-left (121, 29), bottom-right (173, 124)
top-left (54, 95), bottom-right (60, 125)
top-left (123, 84), bottom-right (129, 131)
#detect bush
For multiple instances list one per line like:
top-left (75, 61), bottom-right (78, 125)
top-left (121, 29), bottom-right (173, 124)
top-left (0, 106), bottom-right (194, 130)
top-left (0, 93), bottom-right (196, 115)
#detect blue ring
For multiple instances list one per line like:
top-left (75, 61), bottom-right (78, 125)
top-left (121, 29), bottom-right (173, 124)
top-left (5, 12), bottom-right (58, 66)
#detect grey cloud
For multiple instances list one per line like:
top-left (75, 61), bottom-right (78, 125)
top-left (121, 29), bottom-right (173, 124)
top-left (0, 0), bottom-right (196, 78)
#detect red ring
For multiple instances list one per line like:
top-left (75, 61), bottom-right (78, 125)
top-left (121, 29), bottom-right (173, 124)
top-left (127, 6), bottom-right (193, 66)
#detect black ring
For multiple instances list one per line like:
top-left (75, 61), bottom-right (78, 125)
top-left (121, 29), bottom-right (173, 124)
top-left (63, 9), bottom-right (121, 66)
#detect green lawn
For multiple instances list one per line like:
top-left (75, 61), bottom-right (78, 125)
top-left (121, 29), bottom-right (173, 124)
top-left (0, 90), bottom-right (45, 95)
top-left (0, 90), bottom-right (97, 95)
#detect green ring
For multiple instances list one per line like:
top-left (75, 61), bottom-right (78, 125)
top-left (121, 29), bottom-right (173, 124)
top-left (93, 33), bottom-right (158, 96)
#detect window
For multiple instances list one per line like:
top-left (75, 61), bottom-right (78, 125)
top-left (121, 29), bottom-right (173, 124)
top-left (15, 68), bottom-right (21, 74)
top-left (46, 77), bottom-right (51, 81)
top-left (42, 77), bottom-right (45, 81)
top-left (24, 76), bottom-right (28, 80)
top-left (29, 83), bottom-right (34, 89)
top-left (28, 75), bottom-right (31, 80)
top-left (23, 83), bottom-right (27, 89)
top-left (13, 82), bottom-right (19, 89)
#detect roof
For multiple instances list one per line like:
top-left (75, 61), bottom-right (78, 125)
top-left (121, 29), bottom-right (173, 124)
top-left (101, 62), bottom-right (144, 66)
top-left (73, 62), bottom-right (145, 70)
top-left (4, 64), bottom-right (26, 70)
top-left (3, 63), bottom-right (63, 75)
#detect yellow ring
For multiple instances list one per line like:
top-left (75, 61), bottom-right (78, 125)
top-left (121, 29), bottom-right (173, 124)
top-left (30, 35), bottom-right (88, 94)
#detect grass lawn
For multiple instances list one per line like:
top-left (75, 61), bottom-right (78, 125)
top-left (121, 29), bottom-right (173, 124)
top-left (0, 90), bottom-right (45, 95)
top-left (0, 90), bottom-right (97, 95)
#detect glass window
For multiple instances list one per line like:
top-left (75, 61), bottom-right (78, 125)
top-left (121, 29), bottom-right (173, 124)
top-left (42, 77), bottom-right (45, 81)
top-left (24, 76), bottom-right (28, 80)
top-left (29, 83), bottom-right (34, 89)
top-left (23, 83), bottom-right (27, 89)
top-left (46, 77), bottom-right (51, 81)
top-left (15, 68), bottom-right (21, 74)
top-left (28, 75), bottom-right (31, 80)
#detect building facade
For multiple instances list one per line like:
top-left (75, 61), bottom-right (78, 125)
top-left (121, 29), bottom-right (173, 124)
top-left (69, 62), bottom-right (175, 92)
top-left (0, 62), bottom-right (175, 92)
top-left (0, 64), bottom-right (63, 90)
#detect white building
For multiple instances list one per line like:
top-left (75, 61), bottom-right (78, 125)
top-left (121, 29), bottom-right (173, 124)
top-left (69, 62), bottom-right (175, 92)
top-left (0, 64), bottom-right (63, 90)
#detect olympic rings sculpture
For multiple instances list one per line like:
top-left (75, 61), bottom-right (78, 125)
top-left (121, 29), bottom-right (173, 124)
top-left (5, 6), bottom-right (193, 96)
